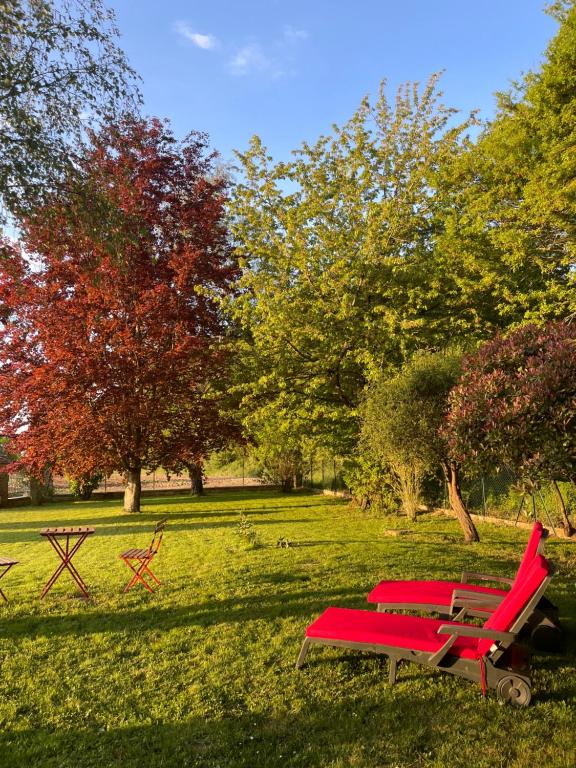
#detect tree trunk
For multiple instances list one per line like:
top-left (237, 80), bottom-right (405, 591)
top-left (124, 467), bottom-right (142, 513)
top-left (0, 473), bottom-right (8, 507)
top-left (188, 462), bottom-right (204, 496)
top-left (443, 461), bottom-right (480, 543)
top-left (552, 481), bottom-right (574, 537)
top-left (29, 477), bottom-right (44, 505)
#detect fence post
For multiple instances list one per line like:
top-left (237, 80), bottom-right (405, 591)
top-left (481, 477), bottom-right (486, 516)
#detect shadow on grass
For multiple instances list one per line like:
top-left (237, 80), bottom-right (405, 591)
top-left (0, 694), bottom-right (441, 768)
top-left (139, 490), bottom-right (329, 507)
top-left (0, 586), bottom-right (364, 641)
top-left (0, 516), bottom-right (320, 544)
top-left (0, 497), bottom-right (332, 537)
top-left (2, 672), bottom-right (576, 768)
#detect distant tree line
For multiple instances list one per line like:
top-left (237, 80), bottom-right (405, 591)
top-left (0, 0), bottom-right (575, 532)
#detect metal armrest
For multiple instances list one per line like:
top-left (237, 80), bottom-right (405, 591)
top-left (449, 588), bottom-right (504, 618)
top-left (437, 624), bottom-right (516, 643)
top-left (461, 571), bottom-right (514, 586)
top-left (451, 589), bottom-right (504, 605)
top-left (428, 624), bottom-right (516, 666)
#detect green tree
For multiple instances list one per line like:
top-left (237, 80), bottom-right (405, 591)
top-left (245, 400), bottom-right (308, 492)
top-left (440, 2), bottom-right (575, 325)
top-left (360, 349), bottom-right (479, 542)
top-left (0, 0), bottom-right (139, 218)
top-left (68, 472), bottom-right (103, 501)
top-left (229, 76), bottom-right (480, 454)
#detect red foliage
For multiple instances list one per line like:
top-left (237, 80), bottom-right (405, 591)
top-left (445, 321), bottom-right (576, 483)
top-left (0, 116), bottom-right (238, 486)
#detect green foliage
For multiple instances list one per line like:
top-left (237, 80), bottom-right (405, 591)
top-left (245, 406), bottom-right (309, 491)
top-left (343, 452), bottom-right (398, 514)
top-left (442, 3), bottom-right (576, 325)
top-left (360, 349), bottom-right (464, 518)
top-left (0, 0), bottom-right (140, 218)
top-left (229, 76), bottom-right (478, 453)
top-left (234, 511), bottom-right (261, 548)
top-left (204, 446), bottom-right (262, 479)
top-left (67, 472), bottom-right (103, 501)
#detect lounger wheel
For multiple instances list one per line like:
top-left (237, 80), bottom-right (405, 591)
top-left (496, 676), bottom-right (532, 707)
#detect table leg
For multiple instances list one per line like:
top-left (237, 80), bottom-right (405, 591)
top-left (41, 534), bottom-right (92, 599)
top-left (0, 563), bottom-right (15, 602)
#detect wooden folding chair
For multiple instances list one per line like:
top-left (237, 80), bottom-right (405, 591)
top-left (0, 556), bottom-right (18, 602)
top-left (120, 519), bottom-right (167, 593)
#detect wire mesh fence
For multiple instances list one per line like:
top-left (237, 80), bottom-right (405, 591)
top-left (302, 457), bottom-right (573, 531)
top-left (453, 467), bottom-right (572, 532)
top-left (460, 466), bottom-right (517, 516)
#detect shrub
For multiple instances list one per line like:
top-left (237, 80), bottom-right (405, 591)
top-left (68, 473), bottom-right (103, 501)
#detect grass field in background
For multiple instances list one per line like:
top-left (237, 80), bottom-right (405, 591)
top-left (0, 491), bottom-right (574, 768)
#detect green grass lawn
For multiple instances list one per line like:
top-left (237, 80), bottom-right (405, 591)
top-left (0, 491), bottom-right (574, 768)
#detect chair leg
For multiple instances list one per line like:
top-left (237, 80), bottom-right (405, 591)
top-left (122, 559), bottom-right (156, 593)
top-left (296, 638), bottom-right (312, 669)
top-left (141, 564), bottom-right (160, 585)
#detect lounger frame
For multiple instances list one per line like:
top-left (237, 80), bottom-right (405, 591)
top-left (296, 568), bottom-right (552, 706)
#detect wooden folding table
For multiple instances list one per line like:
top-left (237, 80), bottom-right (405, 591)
top-left (40, 526), bottom-right (95, 599)
top-left (0, 557), bottom-right (18, 602)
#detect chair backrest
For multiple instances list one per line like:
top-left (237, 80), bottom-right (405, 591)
top-left (148, 519), bottom-right (167, 557)
top-left (512, 521), bottom-right (546, 587)
top-left (478, 554), bottom-right (551, 656)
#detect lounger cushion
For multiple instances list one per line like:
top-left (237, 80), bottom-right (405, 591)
top-left (367, 579), bottom-right (505, 606)
top-left (477, 554), bottom-right (549, 655)
top-left (367, 521), bottom-right (544, 609)
top-left (513, 521), bottom-right (544, 586)
top-left (305, 607), bottom-right (482, 660)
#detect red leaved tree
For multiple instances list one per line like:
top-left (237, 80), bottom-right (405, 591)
top-left (154, 394), bottom-right (243, 495)
top-left (0, 116), bottom-right (238, 512)
top-left (445, 321), bottom-right (576, 535)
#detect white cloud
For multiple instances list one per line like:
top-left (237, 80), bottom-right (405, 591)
top-left (229, 44), bottom-right (283, 78)
top-left (174, 21), bottom-right (309, 79)
top-left (283, 26), bottom-right (309, 44)
top-left (175, 21), bottom-right (218, 50)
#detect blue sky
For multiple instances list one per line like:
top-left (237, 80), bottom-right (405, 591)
top-left (112, 1), bottom-right (557, 165)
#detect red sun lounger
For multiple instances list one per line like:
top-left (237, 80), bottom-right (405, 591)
top-left (367, 521), bottom-right (560, 648)
top-left (297, 555), bottom-right (551, 706)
